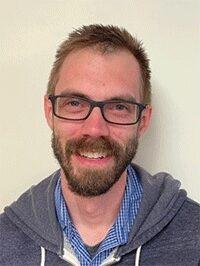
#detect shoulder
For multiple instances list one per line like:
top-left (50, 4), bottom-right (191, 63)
top-left (0, 211), bottom-right (32, 246)
top-left (0, 170), bottom-right (61, 266)
top-left (183, 197), bottom-right (200, 210)
top-left (179, 197), bottom-right (200, 229)
top-left (179, 197), bottom-right (200, 224)
top-left (168, 197), bottom-right (200, 246)
top-left (0, 212), bottom-right (41, 265)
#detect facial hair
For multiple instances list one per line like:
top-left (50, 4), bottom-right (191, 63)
top-left (52, 133), bottom-right (138, 197)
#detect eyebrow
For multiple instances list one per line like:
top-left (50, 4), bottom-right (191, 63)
top-left (59, 90), bottom-right (87, 98)
top-left (108, 95), bottom-right (137, 102)
top-left (58, 89), bottom-right (137, 102)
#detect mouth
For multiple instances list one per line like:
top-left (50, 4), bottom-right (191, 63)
top-left (78, 151), bottom-right (108, 160)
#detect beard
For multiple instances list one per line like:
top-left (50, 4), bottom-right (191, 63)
top-left (52, 133), bottom-right (138, 197)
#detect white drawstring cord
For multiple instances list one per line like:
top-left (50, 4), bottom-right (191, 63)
top-left (40, 246), bottom-right (45, 266)
top-left (135, 245), bottom-right (142, 266)
top-left (40, 245), bottom-right (140, 265)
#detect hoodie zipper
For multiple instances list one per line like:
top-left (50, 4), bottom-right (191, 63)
top-left (61, 248), bottom-right (81, 266)
top-left (61, 248), bottom-right (121, 266)
top-left (99, 248), bottom-right (121, 266)
top-left (100, 256), bottom-right (121, 266)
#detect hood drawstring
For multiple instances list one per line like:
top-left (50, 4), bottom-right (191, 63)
top-left (40, 245), bottom-right (141, 266)
top-left (135, 245), bottom-right (142, 266)
top-left (40, 247), bottom-right (45, 266)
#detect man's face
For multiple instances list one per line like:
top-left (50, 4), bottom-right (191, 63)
top-left (45, 48), bottom-right (151, 197)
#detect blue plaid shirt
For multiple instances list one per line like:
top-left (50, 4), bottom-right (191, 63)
top-left (54, 164), bottom-right (143, 266)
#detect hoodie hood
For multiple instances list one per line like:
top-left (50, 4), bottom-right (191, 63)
top-left (117, 164), bottom-right (187, 256)
top-left (4, 164), bottom-right (187, 258)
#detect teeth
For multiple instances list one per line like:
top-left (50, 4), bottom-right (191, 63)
top-left (79, 152), bottom-right (107, 159)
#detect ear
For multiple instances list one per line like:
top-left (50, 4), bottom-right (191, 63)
top-left (137, 105), bottom-right (152, 138)
top-left (44, 95), bottom-right (53, 129)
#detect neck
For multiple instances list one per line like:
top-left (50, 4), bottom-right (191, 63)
top-left (60, 169), bottom-right (127, 245)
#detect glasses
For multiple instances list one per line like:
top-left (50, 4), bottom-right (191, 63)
top-left (48, 94), bottom-right (147, 125)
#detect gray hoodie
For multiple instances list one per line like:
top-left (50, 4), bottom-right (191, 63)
top-left (1, 164), bottom-right (200, 265)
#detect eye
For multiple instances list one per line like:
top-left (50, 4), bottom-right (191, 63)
top-left (114, 103), bottom-right (128, 110)
top-left (68, 99), bottom-right (81, 106)
top-left (105, 102), bottom-right (135, 115)
top-left (108, 102), bottom-right (130, 111)
top-left (59, 97), bottom-right (82, 108)
top-left (57, 96), bottom-right (90, 115)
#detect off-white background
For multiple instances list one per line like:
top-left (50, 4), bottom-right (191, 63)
top-left (1, 0), bottom-right (199, 212)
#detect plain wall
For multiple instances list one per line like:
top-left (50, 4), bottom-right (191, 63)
top-left (1, 0), bottom-right (199, 212)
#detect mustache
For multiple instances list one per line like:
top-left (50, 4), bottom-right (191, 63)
top-left (64, 136), bottom-right (123, 156)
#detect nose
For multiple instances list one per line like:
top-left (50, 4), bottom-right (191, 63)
top-left (81, 107), bottom-right (110, 138)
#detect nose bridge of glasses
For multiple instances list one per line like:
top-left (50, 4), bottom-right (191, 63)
top-left (88, 100), bottom-right (106, 120)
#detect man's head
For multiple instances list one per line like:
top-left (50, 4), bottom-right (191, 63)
top-left (47, 24), bottom-right (151, 104)
top-left (44, 24), bottom-right (152, 197)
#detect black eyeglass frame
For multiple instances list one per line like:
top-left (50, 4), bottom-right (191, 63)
top-left (48, 94), bottom-right (147, 126)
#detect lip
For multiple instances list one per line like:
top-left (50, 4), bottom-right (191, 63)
top-left (78, 151), bottom-right (107, 159)
top-left (72, 153), bottom-right (113, 168)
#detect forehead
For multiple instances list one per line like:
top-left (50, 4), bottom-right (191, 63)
top-left (55, 48), bottom-right (142, 101)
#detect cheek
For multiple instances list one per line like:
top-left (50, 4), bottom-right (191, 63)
top-left (109, 125), bottom-right (137, 144)
top-left (53, 120), bottom-right (84, 140)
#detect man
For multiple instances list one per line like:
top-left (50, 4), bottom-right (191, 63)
top-left (1, 24), bottom-right (199, 266)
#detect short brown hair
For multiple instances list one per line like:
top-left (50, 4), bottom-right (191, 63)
top-left (47, 24), bottom-right (151, 104)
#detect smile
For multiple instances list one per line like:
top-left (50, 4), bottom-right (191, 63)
top-left (78, 152), bottom-right (107, 159)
